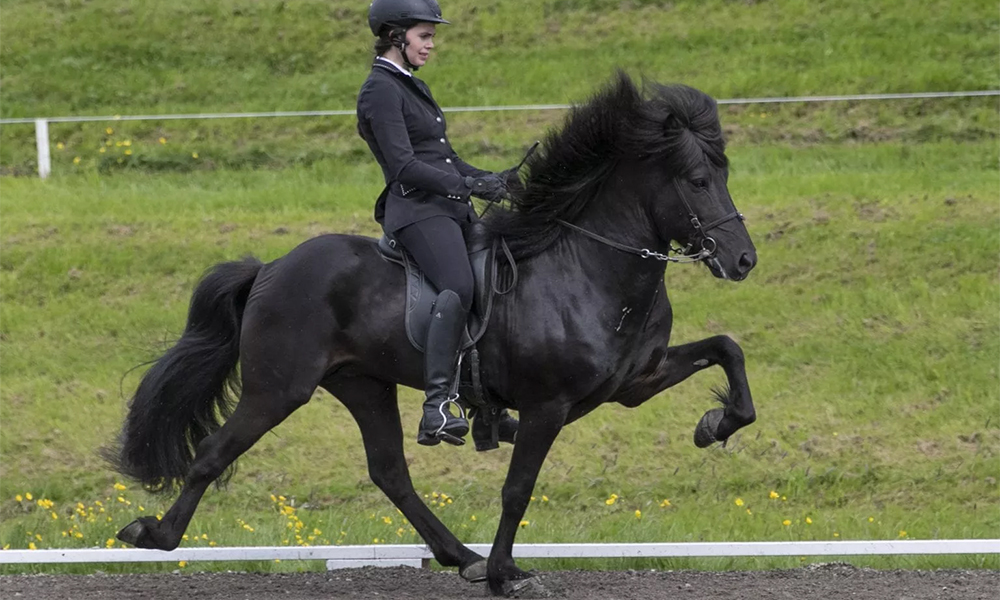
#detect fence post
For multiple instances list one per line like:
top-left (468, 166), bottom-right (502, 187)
top-left (35, 119), bottom-right (51, 179)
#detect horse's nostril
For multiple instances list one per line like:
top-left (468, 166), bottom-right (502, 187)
top-left (739, 252), bottom-right (756, 272)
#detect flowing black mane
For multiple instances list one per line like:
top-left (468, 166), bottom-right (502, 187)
top-left (486, 71), bottom-right (727, 259)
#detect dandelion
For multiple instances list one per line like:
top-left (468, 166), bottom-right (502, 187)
top-left (313, 529), bottom-right (322, 536)
top-left (159, 137), bottom-right (167, 145)
top-left (115, 141), bottom-right (123, 147)
top-left (805, 517), bottom-right (813, 525)
top-left (28, 543), bottom-right (37, 550)
top-left (2, 544), bottom-right (9, 550)
top-left (659, 499), bottom-right (671, 508)
top-left (382, 516), bottom-right (392, 525)
top-left (734, 498), bottom-right (744, 507)
top-left (192, 152), bottom-right (199, 159)
top-left (868, 517), bottom-right (874, 523)
top-left (605, 493), bottom-right (618, 506)
top-left (99, 147), bottom-right (107, 154)
top-left (769, 491), bottom-right (779, 499)
top-left (446, 498), bottom-right (452, 504)
top-left (781, 496), bottom-right (787, 501)
top-left (782, 519), bottom-right (791, 526)
top-left (530, 496), bottom-right (536, 502)
top-left (37, 499), bottom-right (54, 509)
top-left (138, 506), bottom-right (145, 512)
top-left (35, 534), bottom-right (41, 541)
top-left (123, 140), bottom-right (132, 147)
top-left (278, 495), bottom-right (286, 502)
top-left (113, 483), bottom-right (127, 491)
top-left (51, 512), bottom-right (58, 520)
top-left (25, 493), bottom-right (32, 501)
top-left (634, 510), bottom-right (642, 519)
top-left (15, 495), bottom-right (23, 502)
top-left (56, 142), bottom-right (65, 150)
top-left (105, 538), bottom-right (115, 548)
top-left (178, 561), bottom-right (187, 568)
top-left (124, 150), bottom-right (132, 156)
top-left (833, 532), bottom-right (840, 538)
top-left (519, 520), bottom-right (529, 527)
top-left (470, 515), bottom-right (476, 522)
top-left (899, 530), bottom-right (907, 538)
top-left (106, 127), bottom-right (114, 135)
top-left (746, 508), bottom-right (752, 515)
top-left (542, 496), bottom-right (549, 503)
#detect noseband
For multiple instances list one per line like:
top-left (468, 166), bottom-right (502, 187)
top-left (555, 178), bottom-right (744, 264)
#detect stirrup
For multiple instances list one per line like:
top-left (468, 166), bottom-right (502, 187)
top-left (418, 394), bottom-right (468, 447)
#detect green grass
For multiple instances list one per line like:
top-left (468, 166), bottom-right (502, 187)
top-left (1, 0), bottom-right (997, 173)
top-left (1, 139), bottom-right (997, 572)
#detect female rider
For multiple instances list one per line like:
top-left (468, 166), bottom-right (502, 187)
top-left (357, 0), bottom-right (516, 448)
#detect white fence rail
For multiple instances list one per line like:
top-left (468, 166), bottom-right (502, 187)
top-left (2, 90), bottom-right (997, 180)
top-left (1, 540), bottom-right (997, 570)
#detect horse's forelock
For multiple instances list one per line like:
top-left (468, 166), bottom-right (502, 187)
top-left (635, 83), bottom-right (727, 174)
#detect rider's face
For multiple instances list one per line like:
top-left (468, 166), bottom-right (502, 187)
top-left (405, 23), bottom-right (436, 68)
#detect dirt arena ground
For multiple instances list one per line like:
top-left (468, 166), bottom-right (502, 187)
top-left (2, 564), bottom-right (997, 599)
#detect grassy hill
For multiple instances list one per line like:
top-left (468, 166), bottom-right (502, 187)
top-left (0, 0), bottom-right (997, 572)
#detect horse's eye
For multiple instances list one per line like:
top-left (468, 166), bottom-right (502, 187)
top-left (691, 178), bottom-right (709, 189)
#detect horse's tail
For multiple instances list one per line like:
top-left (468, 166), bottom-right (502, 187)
top-left (102, 257), bottom-right (264, 493)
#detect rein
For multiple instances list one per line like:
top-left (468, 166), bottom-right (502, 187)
top-left (555, 178), bottom-right (744, 264)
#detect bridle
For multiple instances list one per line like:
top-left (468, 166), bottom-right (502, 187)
top-left (555, 178), bottom-right (744, 264)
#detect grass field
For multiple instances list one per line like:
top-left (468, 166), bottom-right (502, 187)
top-left (1, 0), bottom-right (998, 575)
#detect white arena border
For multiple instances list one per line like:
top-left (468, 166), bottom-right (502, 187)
top-left (1, 540), bottom-right (996, 570)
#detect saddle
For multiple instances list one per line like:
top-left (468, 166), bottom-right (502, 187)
top-left (377, 222), bottom-right (517, 446)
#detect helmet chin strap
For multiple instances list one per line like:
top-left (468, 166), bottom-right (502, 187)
top-left (391, 31), bottom-right (419, 72)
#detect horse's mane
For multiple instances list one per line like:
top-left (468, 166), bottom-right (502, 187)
top-left (485, 71), bottom-right (727, 259)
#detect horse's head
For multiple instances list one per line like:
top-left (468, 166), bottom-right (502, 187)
top-left (635, 82), bottom-right (757, 281)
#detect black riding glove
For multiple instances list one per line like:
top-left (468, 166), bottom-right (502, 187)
top-left (464, 174), bottom-right (506, 203)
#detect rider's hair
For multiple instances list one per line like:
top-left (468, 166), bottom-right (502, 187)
top-left (373, 25), bottom-right (408, 56)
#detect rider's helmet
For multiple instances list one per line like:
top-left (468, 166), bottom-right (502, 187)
top-left (368, 0), bottom-right (450, 36)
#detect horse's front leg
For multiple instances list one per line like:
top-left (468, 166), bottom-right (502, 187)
top-left (487, 405), bottom-right (567, 596)
top-left (621, 334), bottom-right (755, 446)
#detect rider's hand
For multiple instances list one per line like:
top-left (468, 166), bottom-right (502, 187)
top-left (464, 174), bottom-right (506, 203)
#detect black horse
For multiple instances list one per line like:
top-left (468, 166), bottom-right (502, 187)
top-left (105, 72), bottom-right (758, 596)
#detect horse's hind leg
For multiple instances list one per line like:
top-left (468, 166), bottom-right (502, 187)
top-left (325, 376), bottom-right (487, 581)
top-left (117, 386), bottom-right (312, 550)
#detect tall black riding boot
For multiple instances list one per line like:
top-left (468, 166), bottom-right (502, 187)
top-left (417, 290), bottom-right (470, 446)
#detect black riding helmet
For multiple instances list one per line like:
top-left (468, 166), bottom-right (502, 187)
top-left (368, 0), bottom-right (450, 36)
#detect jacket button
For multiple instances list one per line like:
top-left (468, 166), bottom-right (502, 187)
top-left (445, 158), bottom-right (452, 164)
top-left (440, 138), bottom-right (446, 143)
top-left (436, 117), bottom-right (442, 122)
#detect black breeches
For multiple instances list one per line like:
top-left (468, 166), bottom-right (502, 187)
top-left (395, 216), bottom-right (474, 312)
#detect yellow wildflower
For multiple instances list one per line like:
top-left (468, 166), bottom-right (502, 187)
top-left (178, 561), bottom-right (187, 568)
top-left (782, 519), bottom-right (791, 526)
top-left (106, 127), bottom-right (114, 135)
top-left (769, 491), bottom-right (779, 499)
top-left (105, 538), bottom-right (115, 548)
top-left (519, 520), bottom-right (529, 527)
top-left (113, 483), bottom-right (127, 491)
top-left (123, 140), bottom-right (131, 147)
top-left (634, 510), bottom-right (642, 519)
top-left (25, 493), bottom-right (33, 501)
top-left (605, 493), bottom-right (618, 506)
top-left (192, 152), bottom-right (199, 159)
top-left (805, 517), bottom-right (813, 525)
top-left (542, 495), bottom-right (549, 502)
top-left (56, 142), bottom-right (65, 150)
top-left (470, 515), bottom-right (476, 521)
top-left (868, 517), bottom-right (874, 523)
top-left (28, 543), bottom-right (37, 550)
top-left (382, 516), bottom-right (392, 525)
top-left (15, 495), bottom-right (22, 502)
top-left (659, 499), bottom-right (671, 508)
top-left (159, 137), bottom-right (167, 145)
top-left (734, 498), bottom-right (744, 507)
top-left (899, 530), bottom-right (907, 538)
top-left (124, 149), bottom-right (132, 156)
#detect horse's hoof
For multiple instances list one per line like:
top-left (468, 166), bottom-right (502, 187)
top-left (460, 559), bottom-right (487, 582)
top-left (694, 407), bottom-right (725, 448)
top-left (500, 576), bottom-right (550, 598)
top-left (116, 519), bottom-right (149, 547)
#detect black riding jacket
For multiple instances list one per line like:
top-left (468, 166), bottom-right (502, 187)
top-left (356, 59), bottom-right (489, 233)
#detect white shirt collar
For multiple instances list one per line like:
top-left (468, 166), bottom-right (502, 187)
top-left (376, 56), bottom-right (412, 77)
